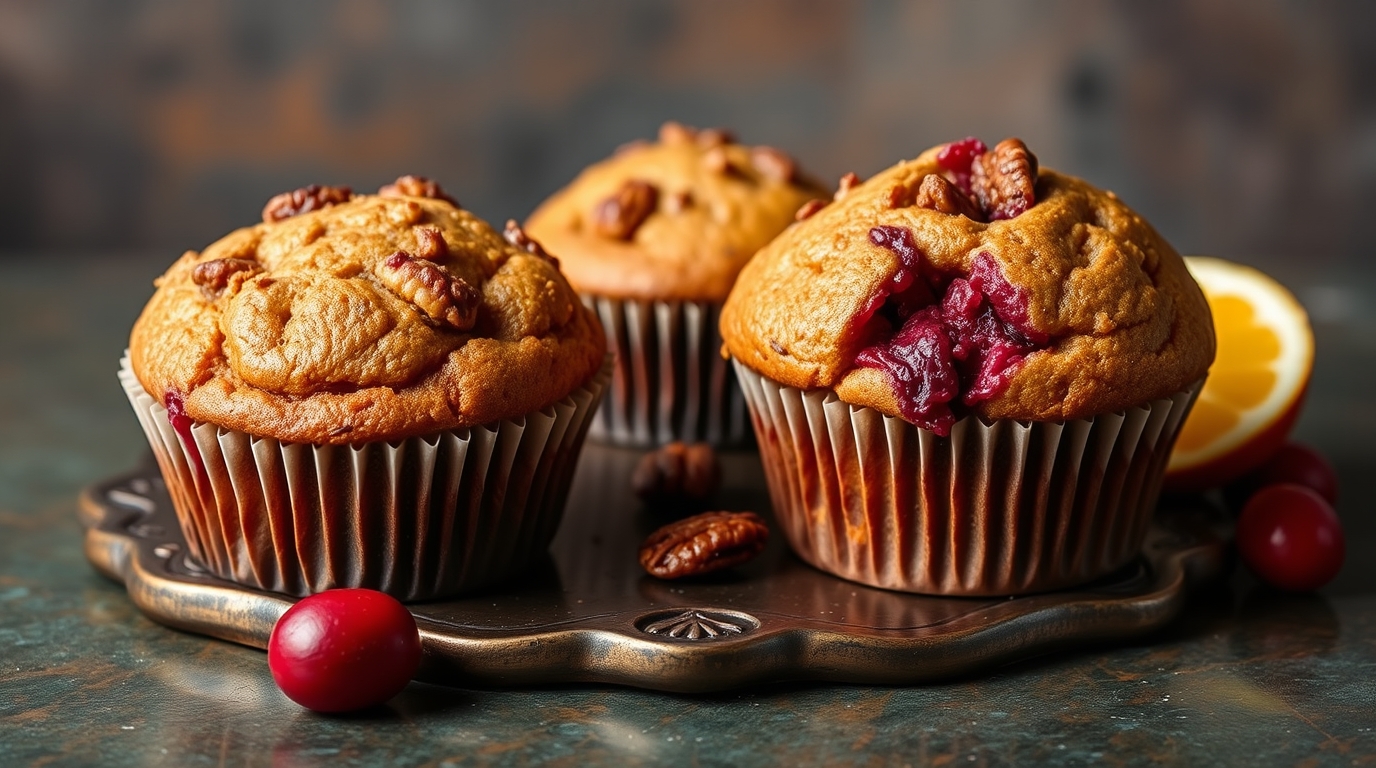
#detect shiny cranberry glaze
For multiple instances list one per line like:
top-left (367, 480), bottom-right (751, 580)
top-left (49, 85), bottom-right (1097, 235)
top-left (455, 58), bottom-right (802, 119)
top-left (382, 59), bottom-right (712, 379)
top-left (853, 227), bottom-right (1048, 436)
top-left (935, 137), bottom-right (987, 192)
top-left (164, 389), bottom-right (207, 479)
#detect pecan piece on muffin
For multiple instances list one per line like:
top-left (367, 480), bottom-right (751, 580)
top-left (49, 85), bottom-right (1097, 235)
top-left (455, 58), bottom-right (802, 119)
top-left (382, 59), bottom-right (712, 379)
top-left (124, 176), bottom-right (609, 600)
top-left (524, 121), bottom-right (828, 446)
top-left (719, 137), bottom-right (1214, 596)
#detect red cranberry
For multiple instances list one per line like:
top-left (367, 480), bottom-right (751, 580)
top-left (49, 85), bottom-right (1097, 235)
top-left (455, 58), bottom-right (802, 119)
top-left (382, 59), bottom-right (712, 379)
top-left (268, 589), bottom-right (422, 713)
top-left (1236, 484), bottom-right (1345, 592)
top-left (1227, 442), bottom-right (1339, 510)
top-left (164, 389), bottom-right (209, 481)
top-left (936, 137), bottom-right (988, 175)
top-left (936, 137), bottom-right (988, 192)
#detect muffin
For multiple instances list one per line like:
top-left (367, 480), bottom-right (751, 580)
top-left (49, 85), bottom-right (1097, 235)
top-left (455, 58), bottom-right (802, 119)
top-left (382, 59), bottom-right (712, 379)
top-left (720, 138), bottom-right (1215, 596)
top-left (524, 122), bottom-right (828, 446)
top-left (123, 176), bottom-right (608, 600)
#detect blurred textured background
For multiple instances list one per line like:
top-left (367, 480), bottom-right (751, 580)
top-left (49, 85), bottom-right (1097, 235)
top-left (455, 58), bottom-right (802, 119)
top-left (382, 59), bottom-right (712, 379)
top-left (1, 0), bottom-right (1372, 274)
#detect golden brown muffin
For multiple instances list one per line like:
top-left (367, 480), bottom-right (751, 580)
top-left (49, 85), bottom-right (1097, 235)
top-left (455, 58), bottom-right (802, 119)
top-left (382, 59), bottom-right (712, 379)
top-left (130, 178), bottom-right (606, 445)
top-left (721, 138), bottom-right (1215, 433)
top-left (524, 122), bottom-right (829, 302)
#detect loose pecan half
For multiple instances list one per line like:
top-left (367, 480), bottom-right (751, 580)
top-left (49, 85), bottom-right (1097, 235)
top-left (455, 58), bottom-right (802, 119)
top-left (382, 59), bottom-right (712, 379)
top-left (592, 179), bottom-right (658, 240)
top-left (969, 138), bottom-right (1038, 221)
top-left (631, 442), bottom-right (721, 503)
top-left (262, 185), bottom-right (353, 223)
top-left (413, 226), bottom-right (449, 260)
top-left (638, 511), bottom-right (769, 579)
top-left (374, 250), bottom-right (480, 330)
top-left (503, 219), bottom-right (559, 266)
top-left (751, 146), bottom-right (796, 183)
top-left (378, 175), bottom-right (460, 207)
top-left (914, 173), bottom-right (985, 221)
top-left (192, 257), bottom-right (261, 298)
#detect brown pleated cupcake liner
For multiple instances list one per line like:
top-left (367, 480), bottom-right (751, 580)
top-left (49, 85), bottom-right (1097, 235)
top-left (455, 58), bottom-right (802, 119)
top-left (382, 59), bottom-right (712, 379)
top-left (585, 295), bottom-right (750, 447)
top-left (735, 361), bottom-right (1203, 596)
top-left (119, 353), bottom-right (610, 601)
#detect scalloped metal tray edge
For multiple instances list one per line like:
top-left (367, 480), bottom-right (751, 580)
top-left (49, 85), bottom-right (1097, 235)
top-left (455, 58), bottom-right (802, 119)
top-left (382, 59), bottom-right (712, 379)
top-left (80, 452), bottom-right (1229, 693)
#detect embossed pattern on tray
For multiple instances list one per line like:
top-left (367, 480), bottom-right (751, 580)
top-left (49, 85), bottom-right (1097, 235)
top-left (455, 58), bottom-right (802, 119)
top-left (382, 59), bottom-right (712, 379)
top-left (81, 445), bottom-right (1229, 693)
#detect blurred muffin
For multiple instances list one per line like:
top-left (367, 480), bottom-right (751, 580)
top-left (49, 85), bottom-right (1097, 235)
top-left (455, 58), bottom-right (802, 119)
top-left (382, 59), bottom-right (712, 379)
top-left (525, 122), bottom-right (827, 446)
top-left (123, 176), bottom-right (608, 600)
top-left (721, 138), bottom-right (1214, 596)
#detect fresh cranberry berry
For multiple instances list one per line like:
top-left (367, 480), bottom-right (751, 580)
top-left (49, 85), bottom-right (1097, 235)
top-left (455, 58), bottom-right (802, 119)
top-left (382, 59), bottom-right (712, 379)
top-left (268, 589), bottom-right (422, 713)
top-left (1228, 442), bottom-right (1339, 510)
top-left (936, 137), bottom-right (988, 175)
top-left (1236, 483), bottom-right (1345, 592)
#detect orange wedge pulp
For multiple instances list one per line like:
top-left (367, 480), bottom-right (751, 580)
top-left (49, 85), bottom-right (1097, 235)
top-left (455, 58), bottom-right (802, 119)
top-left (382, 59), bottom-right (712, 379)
top-left (1165, 256), bottom-right (1314, 493)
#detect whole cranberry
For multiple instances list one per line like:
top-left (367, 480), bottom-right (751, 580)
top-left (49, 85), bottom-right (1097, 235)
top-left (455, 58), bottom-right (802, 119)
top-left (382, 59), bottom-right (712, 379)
top-left (1227, 442), bottom-right (1339, 511)
top-left (268, 589), bottom-right (422, 713)
top-left (1235, 484), bottom-right (1345, 592)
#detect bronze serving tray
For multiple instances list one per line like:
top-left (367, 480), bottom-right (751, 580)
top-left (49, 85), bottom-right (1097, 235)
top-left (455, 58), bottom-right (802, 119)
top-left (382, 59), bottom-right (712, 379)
top-left (81, 445), bottom-right (1228, 693)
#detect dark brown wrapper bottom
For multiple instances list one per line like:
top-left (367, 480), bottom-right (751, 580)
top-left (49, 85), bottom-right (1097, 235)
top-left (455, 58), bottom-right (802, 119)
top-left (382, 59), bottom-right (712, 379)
top-left (119, 354), bottom-right (610, 601)
top-left (735, 362), bottom-right (1203, 596)
top-left (585, 295), bottom-right (750, 447)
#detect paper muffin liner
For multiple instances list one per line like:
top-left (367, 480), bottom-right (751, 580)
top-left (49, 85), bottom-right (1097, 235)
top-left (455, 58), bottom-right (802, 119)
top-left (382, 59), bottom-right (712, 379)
top-left (118, 353), bottom-right (610, 601)
top-left (735, 361), bottom-right (1203, 596)
top-left (584, 295), bottom-right (750, 447)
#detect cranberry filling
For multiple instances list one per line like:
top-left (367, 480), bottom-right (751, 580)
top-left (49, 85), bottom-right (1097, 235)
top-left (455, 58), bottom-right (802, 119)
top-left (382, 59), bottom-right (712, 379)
top-left (165, 389), bottom-right (208, 481)
top-left (853, 227), bottom-right (1049, 436)
top-left (935, 137), bottom-right (987, 194)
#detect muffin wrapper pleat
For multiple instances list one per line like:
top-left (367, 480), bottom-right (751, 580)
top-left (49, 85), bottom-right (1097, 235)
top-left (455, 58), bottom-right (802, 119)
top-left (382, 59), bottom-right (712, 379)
top-left (119, 354), bottom-right (610, 601)
top-left (585, 295), bottom-right (750, 447)
top-left (735, 361), bottom-right (1203, 596)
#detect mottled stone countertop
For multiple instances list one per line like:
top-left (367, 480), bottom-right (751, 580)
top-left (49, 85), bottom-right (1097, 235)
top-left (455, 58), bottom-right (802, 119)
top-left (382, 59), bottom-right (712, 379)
top-left (2, 253), bottom-right (1374, 767)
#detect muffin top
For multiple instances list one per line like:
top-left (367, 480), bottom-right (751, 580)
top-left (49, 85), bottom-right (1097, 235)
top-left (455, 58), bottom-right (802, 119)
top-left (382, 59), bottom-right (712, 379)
top-left (720, 138), bottom-right (1215, 435)
top-left (523, 122), bottom-right (829, 302)
top-left (130, 176), bottom-right (606, 444)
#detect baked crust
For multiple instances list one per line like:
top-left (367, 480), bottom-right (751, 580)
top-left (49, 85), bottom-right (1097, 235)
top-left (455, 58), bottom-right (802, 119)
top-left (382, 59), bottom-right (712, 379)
top-left (719, 143), bottom-right (1215, 423)
top-left (524, 123), bottom-right (828, 302)
top-left (130, 189), bottom-right (606, 444)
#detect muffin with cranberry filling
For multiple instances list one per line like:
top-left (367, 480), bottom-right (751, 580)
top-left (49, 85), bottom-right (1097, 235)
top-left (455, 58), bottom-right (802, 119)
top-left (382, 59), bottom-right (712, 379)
top-left (721, 138), bottom-right (1214, 595)
top-left (123, 176), bottom-right (608, 600)
top-left (525, 122), bottom-right (827, 446)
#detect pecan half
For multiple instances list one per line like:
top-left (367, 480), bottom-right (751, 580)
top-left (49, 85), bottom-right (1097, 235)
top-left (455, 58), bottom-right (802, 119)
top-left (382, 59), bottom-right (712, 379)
top-left (751, 146), bottom-right (796, 183)
top-left (262, 185), bottom-right (353, 223)
top-left (914, 173), bottom-right (985, 221)
top-left (631, 442), bottom-right (721, 503)
top-left (639, 511), bottom-right (769, 579)
top-left (592, 179), bottom-right (658, 240)
top-left (374, 250), bottom-right (479, 330)
top-left (834, 171), bottom-right (861, 201)
top-left (378, 175), bottom-right (460, 207)
top-left (503, 219), bottom-right (559, 266)
top-left (969, 138), bottom-right (1038, 221)
top-left (192, 257), bottom-right (260, 298)
top-left (794, 199), bottom-right (827, 221)
top-left (413, 226), bottom-right (449, 260)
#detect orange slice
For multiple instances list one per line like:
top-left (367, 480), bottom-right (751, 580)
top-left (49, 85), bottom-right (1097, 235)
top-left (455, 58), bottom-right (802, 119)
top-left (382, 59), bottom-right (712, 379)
top-left (1165, 256), bottom-right (1314, 492)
